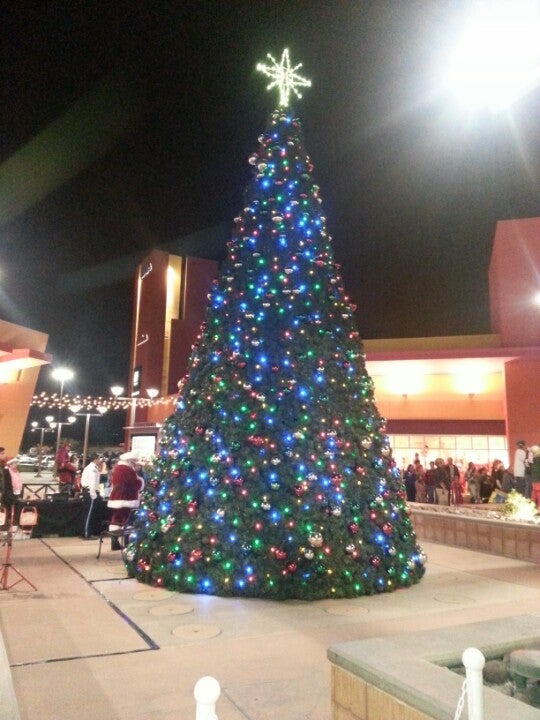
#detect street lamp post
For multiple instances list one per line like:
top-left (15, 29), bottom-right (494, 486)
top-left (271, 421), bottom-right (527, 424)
top-left (70, 405), bottom-right (108, 468)
top-left (51, 367), bottom-right (74, 457)
top-left (111, 385), bottom-right (137, 427)
top-left (30, 416), bottom-right (55, 477)
top-left (111, 385), bottom-right (159, 450)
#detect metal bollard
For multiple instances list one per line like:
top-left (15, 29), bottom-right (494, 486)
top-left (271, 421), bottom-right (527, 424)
top-left (462, 647), bottom-right (485, 720)
top-left (194, 676), bottom-right (221, 720)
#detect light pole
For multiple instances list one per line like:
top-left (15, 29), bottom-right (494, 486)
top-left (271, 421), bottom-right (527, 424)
top-left (51, 367), bottom-right (74, 457)
top-left (111, 385), bottom-right (159, 450)
top-left (30, 416), bottom-right (55, 477)
top-left (111, 385), bottom-right (137, 427)
top-left (70, 405), bottom-right (108, 468)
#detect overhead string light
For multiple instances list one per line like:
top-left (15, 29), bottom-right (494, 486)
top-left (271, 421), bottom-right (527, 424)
top-left (30, 392), bottom-right (164, 411)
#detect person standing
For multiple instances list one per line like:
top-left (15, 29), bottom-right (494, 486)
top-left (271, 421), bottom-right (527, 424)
top-left (80, 453), bottom-right (101, 539)
top-left (465, 462), bottom-right (477, 503)
top-left (424, 461), bottom-right (437, 504)
top-left (55, 441), bottom-right (70, 474)
top-left (478, 467), bottom-right (494, 502)
top-left (530, 445), bottom-right (540, 508)
top-left (6, 457), bottom-right (23, 498)
top-left (434, 458), bottom-right (450, 505)
top-left (403, 464), bottom-right (416, 502)
top-left (445, 458), bottom-right (459, 504)
top-left (56, 442), bottom-right (74, 493)
top-left (0, 447), bottom-right (17, 528)
top-left (513, 440), bottom-right (528, 496)
top-left (107, 452), bottom-right (143, 550)
top-left (491, 459), bottom-right (504, 490)
top-left (524, 445), bottom-right (533, 499)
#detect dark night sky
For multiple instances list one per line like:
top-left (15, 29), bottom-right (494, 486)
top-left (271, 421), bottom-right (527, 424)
top-left (2, 1), bottom-right (540, 406)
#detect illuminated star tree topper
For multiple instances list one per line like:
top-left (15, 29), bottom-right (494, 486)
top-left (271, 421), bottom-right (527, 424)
top-left (256, 48), bottom-right (311, 106)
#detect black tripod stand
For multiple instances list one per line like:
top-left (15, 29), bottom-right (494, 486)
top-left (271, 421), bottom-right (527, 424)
top-left (0, 506), bottom-right (37, 591)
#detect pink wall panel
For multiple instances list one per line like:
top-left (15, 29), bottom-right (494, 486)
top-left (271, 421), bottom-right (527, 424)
top-left (489, 217), bottom-right (540, 347)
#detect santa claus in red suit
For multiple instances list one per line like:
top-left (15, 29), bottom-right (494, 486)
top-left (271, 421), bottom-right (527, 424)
top-left (107, 452), bottom-right (144, 548)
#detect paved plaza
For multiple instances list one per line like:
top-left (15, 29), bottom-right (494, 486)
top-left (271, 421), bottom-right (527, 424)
top-left (1, 530), bottom-right (539, 720)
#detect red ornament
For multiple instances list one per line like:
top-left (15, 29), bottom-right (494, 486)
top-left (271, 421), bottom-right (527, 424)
top-left (382, 523), bottom-right (393, 535)
top-left (348, 522), bottom-right (359, 534)
top-left (286, 561), bottom-right (297, 573)
top-left (186, 501), bottom-right (198, 514)
top-left (330, 473), bottom-right (343, 487)
top-left (370, 555), bottom-right (381, 568)
top-left (293, 484), bottom-right (305, 496)
top-left (195, 426), bottom-right (205, 435)
top-left (189, 549), bottom-right (203, 563)
top-left (232, 476), bottom-right (244, 486)
top-left (167, 552), bottom-right (176, 563)
top-left (275, 549), bottom-right (287, 561)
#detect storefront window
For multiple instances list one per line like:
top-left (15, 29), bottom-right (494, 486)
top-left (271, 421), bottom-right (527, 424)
top-left (388, 434), bottom-right (508, 470)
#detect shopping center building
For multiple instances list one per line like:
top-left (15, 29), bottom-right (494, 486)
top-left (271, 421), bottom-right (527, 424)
top-left (0, 319), bottom-right (51, 456)
top-left (3, 217), bottom-right (539, 465)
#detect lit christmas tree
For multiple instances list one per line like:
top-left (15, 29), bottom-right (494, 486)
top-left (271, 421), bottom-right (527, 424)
top-left (125, 50), bottom-right (426, 599)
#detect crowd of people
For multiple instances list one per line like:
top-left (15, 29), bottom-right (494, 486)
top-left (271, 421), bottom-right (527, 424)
top-left (54, 443), bottom-right (146, 542)
top-left (2, 437), bottom-right (539, 540)
top-left (401, 440), bottom-right (540, 507)
top-left (0, 443), bottom-right (147, 545)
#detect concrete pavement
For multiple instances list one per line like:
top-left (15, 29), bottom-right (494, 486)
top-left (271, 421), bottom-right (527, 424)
top-left (1, 533), bottom-right (539, 720)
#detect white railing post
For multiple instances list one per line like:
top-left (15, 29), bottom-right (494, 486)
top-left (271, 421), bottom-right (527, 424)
top-left (462, 647), bottom-right (485, 720)
top-left (194, 676), bottom-right (221, 720)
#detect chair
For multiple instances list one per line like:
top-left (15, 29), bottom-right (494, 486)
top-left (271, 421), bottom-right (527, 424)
top-left (17, 506), bottom-right (38, 540)
top-left (0, 505), bottom-right (38, 542)
top-left (96, 510), bottom-right (136, 559)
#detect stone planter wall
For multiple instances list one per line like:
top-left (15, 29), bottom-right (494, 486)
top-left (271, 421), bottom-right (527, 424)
top-left (410, 506), bottom-right (540, 564)
top-left (328, 615), bottom-right (540, 720)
